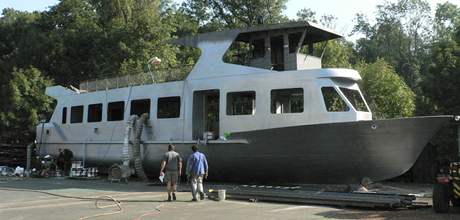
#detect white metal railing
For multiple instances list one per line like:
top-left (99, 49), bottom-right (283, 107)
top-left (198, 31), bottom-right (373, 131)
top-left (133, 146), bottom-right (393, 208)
top-left (79, 66), bottom-right (193, 92)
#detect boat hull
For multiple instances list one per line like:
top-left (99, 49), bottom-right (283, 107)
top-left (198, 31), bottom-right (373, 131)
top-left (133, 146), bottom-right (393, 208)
top-left (39, 116), bottom-right (452, 184)
top-left (214, 116), bottom-right (452, 184)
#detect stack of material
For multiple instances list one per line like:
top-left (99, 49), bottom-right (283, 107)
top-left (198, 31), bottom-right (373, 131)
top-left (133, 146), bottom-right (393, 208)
top-left (209, 184), bottom-right (416, 209)
top-left (70, 161), bottom-right (98, 178)
top-left (0, 143), bottom-right (26, 167)
top-left (86, 167), bottom-right (99, 178)
top-left (70, 161), bottom-right (84, 177)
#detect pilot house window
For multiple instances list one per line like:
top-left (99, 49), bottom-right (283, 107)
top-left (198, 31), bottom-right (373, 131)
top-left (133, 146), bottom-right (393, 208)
top-left (131, 99), bottom-right (151, 117)
top-left (88, 103), bottom-right (102, 122)
top-left (271, 88), bottom-right (304, 114)
top-left (339, 88), bottom-right (368, 112)
top-left (227, 91), bottom-right (256, 115)
top-left (157, 97), bottom-right (181, 118)
top-left (108, 101), bottom-right (124, 121)
top-left (70, 105), bottom-right (84, 123)
top-left (321, 87), bottom-right (349, 112)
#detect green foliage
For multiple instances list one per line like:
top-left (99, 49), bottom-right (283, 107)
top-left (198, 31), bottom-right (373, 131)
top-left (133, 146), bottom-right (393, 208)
top-left (434, 2), bottom-right (460, 39)
top-left (352, 0), bottom-right (432, 90)
top-left (0, 67), bottom-right (54, 141)
top-left (321, 40), bottom-right (354, 68)
top-left (422, 27), bottom-right (460, 114)
top-left (182, 0), bottom-right (288, 30)
top-left (357, 59), bottom-right (416, 119)
top-left (296, 8), bottom-right (317, 23)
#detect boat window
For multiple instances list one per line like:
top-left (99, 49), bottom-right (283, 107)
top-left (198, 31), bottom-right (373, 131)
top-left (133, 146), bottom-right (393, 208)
top-left (321, 87), bottom-right (349, 112)
top-left (62, 107), bottom-right (67, 124)
top-left (339, 88), bottom-right (368, 112)
top-left (88, 103), bottom-right (102, 122)
top-left (131, 99), bottom-right (150, 117)
top-left (252, 39), bottom-right (265, 58)
top-left (227, 91), bottom-right (256, 115)
top-left (289, 32), bottom-right (302, 53)
top-left (271, 88), bottom-right (304, 114)
top-left (70, 105), bottom-right (84, 123)
top-left (157, 96), bottom-right (180, 118)
top-left (107, 101), bottom-right (124, 121)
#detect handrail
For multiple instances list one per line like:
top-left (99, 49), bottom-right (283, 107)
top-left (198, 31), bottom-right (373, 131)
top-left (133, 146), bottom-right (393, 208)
top-left (79, 65), bottom-right (194, 92)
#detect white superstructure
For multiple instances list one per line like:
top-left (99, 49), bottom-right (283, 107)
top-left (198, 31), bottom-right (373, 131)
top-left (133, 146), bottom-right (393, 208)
top-left (37, 22), bottom-right (375, 179)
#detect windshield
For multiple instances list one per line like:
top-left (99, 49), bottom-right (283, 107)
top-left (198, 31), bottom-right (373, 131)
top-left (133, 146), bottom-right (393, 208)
top-left (339, 88), bottom-right (368, 112)
top-left (321, 87), bottom-right (349, 112)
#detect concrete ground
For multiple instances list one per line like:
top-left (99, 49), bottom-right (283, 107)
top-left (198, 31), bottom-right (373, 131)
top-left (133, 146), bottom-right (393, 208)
top-left (0, 177), bottom-right (459, 220)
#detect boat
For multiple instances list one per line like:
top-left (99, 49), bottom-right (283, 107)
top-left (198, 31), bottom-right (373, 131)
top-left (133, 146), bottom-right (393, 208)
top-left (36, 21), bottom-right (454, 184)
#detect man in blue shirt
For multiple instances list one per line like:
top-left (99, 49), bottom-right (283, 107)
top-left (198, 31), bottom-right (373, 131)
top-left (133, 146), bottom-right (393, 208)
top-left (186, 145), bottom-right (208, 201)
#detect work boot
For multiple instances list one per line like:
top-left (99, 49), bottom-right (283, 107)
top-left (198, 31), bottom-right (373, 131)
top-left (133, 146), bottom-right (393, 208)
top-left (199, 192), bottom-right (205, 200)
top-left (172, 193), bottom-right (176, 201)
top-left (191, 198), bottom-right (198, 202)
top-left (167, 194), bottom-right (172, 202)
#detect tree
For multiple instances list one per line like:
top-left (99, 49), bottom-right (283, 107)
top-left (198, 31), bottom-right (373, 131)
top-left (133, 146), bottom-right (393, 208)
top-left (352, 0), bottom-right (433, 90)
top-left (321, 40), bottom-right (354, 68)
top-left (40, 0), bottom-right (104, 85)
top-left (296, 8), bottom-right (317, 23)
top-left (0, 9), bottom-right (48, 126)
top-left (0, 67), bottom-right (54, 142)
top-left (422, 27), bottom-right (460, 115)
top-left (37, 0), bottom-right (181, 84)
top-left (357, 59), bottom-right (416, 119)
top-left (433, 2), bottom-right (460, 40)
top-left (296, 8), bottom-right (355, 69)
top-left (181, 0), bottom-right (288, 30)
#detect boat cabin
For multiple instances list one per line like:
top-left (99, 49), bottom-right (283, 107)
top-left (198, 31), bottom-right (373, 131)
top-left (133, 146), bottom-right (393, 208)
top-left (41, 21), bottom-right (371, 145)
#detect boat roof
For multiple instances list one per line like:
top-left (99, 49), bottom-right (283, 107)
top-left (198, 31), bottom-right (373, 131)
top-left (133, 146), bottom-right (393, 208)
top-left (171, 21), bottom-right (343, 47)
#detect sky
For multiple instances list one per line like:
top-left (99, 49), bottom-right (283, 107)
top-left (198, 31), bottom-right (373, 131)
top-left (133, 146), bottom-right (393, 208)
top-left (1, 0), bottom-right (459, 40)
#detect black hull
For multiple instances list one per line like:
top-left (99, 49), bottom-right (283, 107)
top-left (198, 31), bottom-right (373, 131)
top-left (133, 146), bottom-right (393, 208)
top-left (201, 116), bottom-right (452, 184)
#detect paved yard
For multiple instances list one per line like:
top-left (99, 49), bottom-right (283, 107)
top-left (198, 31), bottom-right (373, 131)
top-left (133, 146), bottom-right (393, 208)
top-left (0, 178), bottom-right (458, 220)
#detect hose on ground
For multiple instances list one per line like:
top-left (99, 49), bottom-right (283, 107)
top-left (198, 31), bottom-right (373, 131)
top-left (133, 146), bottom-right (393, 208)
top-left (79, 195), bottom-right (123, 220)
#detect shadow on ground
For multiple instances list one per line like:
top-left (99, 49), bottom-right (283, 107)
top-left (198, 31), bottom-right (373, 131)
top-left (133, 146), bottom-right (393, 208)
top-left (315, 207), bottom-right (460, 220)
top-left (0, 176), bottom-right (175, 193)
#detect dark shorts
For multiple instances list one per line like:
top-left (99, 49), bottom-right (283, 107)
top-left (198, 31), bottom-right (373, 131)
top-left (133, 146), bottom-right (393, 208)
top-left (164, 171), bottom-right (178, 184)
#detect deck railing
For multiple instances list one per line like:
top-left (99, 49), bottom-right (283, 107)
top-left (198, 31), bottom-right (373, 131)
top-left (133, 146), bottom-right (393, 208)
top-left (79, 66), bottom-right (193, 92)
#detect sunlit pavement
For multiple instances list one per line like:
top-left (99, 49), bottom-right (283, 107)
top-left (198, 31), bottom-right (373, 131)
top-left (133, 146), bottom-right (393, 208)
top-left (0, 178), bottom-right (458, 220)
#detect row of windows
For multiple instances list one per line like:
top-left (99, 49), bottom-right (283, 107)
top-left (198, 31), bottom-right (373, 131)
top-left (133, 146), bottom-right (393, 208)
top-left (225, 87), bottom-right (367, 116)
top-left (226, 88), bottom-right (305, 116)
top-left (62, 87), bottom-right (367, 124)
top-left (62, 97), bottom-right (180, 124)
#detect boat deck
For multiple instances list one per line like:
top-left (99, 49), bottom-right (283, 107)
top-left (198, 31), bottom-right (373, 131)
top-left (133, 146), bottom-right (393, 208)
top-left (0, 177), bottom-right (457, 220)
